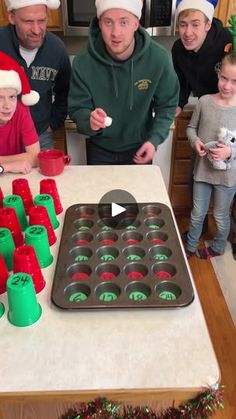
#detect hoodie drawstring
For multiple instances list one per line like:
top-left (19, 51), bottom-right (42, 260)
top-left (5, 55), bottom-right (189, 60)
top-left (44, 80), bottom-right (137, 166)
top-left (110, 60), bottom-right (134, 111)
top-left (111, 64), bottom-right (118, 98)
top-left (129, 59), bottom-right (134, 111)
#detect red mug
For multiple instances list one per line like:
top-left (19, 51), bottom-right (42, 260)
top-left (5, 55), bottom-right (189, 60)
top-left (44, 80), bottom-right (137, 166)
top-left (38, 149), bottom-right (71, 176)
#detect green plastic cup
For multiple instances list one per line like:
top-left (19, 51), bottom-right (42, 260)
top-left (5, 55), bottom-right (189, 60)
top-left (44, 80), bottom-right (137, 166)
top-left (0, 253), bottom-right (9, 294)
top-left (25, 225), bottom-right (53, 268)
top-left (7, 272), bottom-right (42, 327)
top-left (3, 194), bottom-right (28, 231)
top-left (0, 227), bottom-right (15, 271)
top-left (34, 194), bottom-right (59, 229)
top-left (0, 302), bottom-right (4, 318)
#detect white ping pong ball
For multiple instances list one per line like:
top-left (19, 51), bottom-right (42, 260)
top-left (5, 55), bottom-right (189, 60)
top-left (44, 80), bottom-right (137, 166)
top-left (105, 116), bottom-right (112, 127)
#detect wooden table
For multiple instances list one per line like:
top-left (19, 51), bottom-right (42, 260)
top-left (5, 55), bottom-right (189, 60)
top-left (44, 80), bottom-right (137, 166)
top-left (0, 165), bottom-right (220, 419)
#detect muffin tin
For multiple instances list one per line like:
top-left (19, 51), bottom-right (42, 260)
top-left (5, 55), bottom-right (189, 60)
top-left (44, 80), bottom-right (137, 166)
top-left (51, 203), bottom-right (194, 310)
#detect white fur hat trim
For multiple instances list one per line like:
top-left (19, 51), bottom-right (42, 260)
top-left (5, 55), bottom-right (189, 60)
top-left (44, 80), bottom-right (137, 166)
top-left (21, 90), bottom-right (40, 106)
top-left (176, 0), bottom-right (214, 22)
top-left (5, 0), bottom-right (60, 11)
top-left (0, 69), bottom-right (21, 93)
top-left (96, 0), bottom-right (143, 19)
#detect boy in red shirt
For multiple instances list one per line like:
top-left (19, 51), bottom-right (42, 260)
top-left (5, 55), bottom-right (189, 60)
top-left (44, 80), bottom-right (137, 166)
top-left (0, 51), bottom-right (40, 174)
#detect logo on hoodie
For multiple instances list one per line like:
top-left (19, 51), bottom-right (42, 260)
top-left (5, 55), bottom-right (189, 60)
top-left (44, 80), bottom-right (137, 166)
top-left (135, 79), bottom-right (152, 90)
top-left (31, 66), bottom-right (58, 81)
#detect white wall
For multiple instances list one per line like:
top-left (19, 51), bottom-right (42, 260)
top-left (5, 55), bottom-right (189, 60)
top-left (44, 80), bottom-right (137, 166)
top-left (66, 130), bottom-right (87, 165)
top-left (153, 130), bottom-right (173, 189)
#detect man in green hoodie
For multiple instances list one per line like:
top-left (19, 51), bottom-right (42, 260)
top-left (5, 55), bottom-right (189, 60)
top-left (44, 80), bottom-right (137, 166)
top-left (68, 0), bottom-right (179, 165)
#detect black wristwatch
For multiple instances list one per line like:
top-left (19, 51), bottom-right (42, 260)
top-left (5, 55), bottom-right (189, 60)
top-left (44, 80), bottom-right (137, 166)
top-left (0, 165), bottom-right (4, 174)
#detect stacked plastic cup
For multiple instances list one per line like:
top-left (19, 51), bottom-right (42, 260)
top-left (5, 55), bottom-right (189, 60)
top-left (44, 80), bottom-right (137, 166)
top-left (25, 225), bottom-right (53, 268)
top-left (3, 194), bottom-right (28, 231)
top-left (7, 272), bottom-right (42, 327)
top-left (0, 187), bottom-right (3, 208)
top-left (0, 227), bottom-right (15, 271)
top-left (0, 301), bottom-right (4, 318)
top-left (0, 207), bottom-right (23, 247)
top-left (28, 205), bottom-right (56, 246)
top-left (0, 253), bottom-right (9, 294)
top-left (39, 178), bottom-right (63, 215)
top-left (12, 178), bottom-right (33, 215)
top-left (13, 245), bottom-right (46, 293)
top-left (34, 194), bottom-right (59, 229)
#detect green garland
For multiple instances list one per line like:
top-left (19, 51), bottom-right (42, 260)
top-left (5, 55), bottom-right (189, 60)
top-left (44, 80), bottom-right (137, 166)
top-left (228, 15), bottom-right (236, 52)
top-left (60, 386), bottom-right (224, 419)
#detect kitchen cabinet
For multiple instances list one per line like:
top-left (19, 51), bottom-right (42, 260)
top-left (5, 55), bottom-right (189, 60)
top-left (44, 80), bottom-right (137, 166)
top-left (169, 111), bottom-right (214, 217)
top-left (214, 0), bottom-right (236, 27)
top-left (53, 125), bottom-right (67, 153)
top-left (0, 0), bottom-right (63, 30)
top-left (0, 1), bottom-right (7, 26)
top-left (168, 111), bottom-right (193, 216)
top-left (46, 7), bottom-right (63, 31)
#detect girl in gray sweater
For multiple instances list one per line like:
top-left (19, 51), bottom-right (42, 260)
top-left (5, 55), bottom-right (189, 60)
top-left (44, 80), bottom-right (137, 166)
top-left (184, 51), bottom-right (236, 259)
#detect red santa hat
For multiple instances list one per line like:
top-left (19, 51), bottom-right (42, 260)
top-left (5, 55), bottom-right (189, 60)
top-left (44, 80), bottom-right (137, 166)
top-left (96, 0), bottom-right (143, 19)
top-left (5, 0), bottom-right (60, 11)
top-left (0, 52), bottom-right (39, 106)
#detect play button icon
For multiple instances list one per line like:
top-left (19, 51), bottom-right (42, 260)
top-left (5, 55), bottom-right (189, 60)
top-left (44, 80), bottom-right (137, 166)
top-left (111, 202), bottom-right (126, 217)
top-left (98, 189), bottom-right (138, 230)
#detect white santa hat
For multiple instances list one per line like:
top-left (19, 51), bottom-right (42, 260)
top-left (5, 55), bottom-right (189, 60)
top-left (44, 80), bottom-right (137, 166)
top-left (176, 0), bottom-right (216, 22)
top-left (0, 51), bottom-right (39, 106)
top-left (5, 0), bottom-right (60, 11)
top-left (96, 0), bottom-right (143, 19)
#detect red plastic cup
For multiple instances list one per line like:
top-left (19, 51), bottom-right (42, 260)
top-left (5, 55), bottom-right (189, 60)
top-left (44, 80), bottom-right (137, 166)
top-left (28, 205), bottom-right (56, 246)
top-left (0, 187), bottom-right (4, 208)
top-left (12, 178), bottom-right (33, 215)
top-left (39, 178), bottom-right (63, 215)
top-left (0, 253), bottom-right (9, 294)
top-left (38, 149), bottom-right (71, 176)
top-left (13, 245), bottom-right (45, 294)
top-left (0, 207), bottom-right (24, 247)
